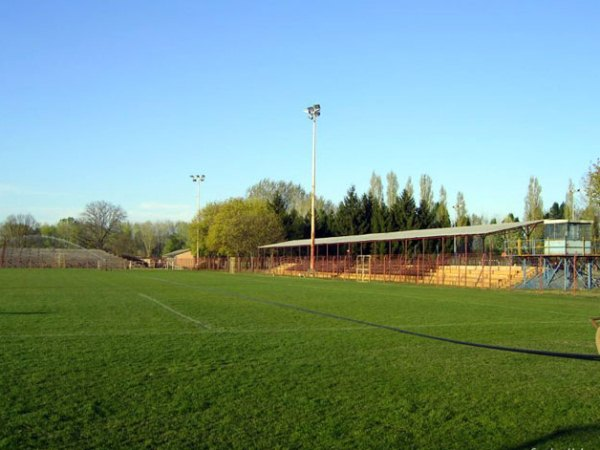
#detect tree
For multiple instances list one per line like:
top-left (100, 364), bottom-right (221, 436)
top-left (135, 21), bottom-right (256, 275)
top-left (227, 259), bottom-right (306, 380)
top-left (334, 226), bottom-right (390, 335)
top-left (267, 192), bottom-right (310, 240)
top-left (502, 213), bottom-right (519, 223)
top-left (581, 159), bottom-right (600, 225)
top-left (564, 179), bottom-right (576, 221)
top-left (544, 202), bottom-right (564, 220)
top-left (40, 223), bottom-right (57, 237)
top-left (386, 171), bottom-right (399, 208)
top-left (247, 179), bottom-right (310, 215)
top-left (334, 186), bottom-right (362, 236)
top-left (524, 176), bottom-right (544, 221)
top-left (1, 214), bottom-right (40, 246)
top-left (79, 201), bottom-right (127, 250)
top-left (435, 186), bottom-right (451, 228)
top-left (419, 174), bottom-right (434, 210)
top-left (585, 158), bottom-right (600, 207)
top-left (391, 188), bottom-right (417, 231)
top-left (369, 172), bottom-right (383, 205)
top-left (315, 206), bottom-right (335, 239)
top-left (358, 193), bottom-right (374, 235)
top-left (111, 222), bottom-right (136, 255)
top-left (205, 198), bottom-right (284, 256)
top-left (163, 221), bottom-right (189, 254)
top-left (55, 217), bottom-right (81, 244)
top-left (455, 192), bottom-right (469, 227)
top-left (189, 202), bottom-right (223, 257)
top-left (135, 221), bottom-right (158, 258)
top-left (370, 196), bottom-right (388, 254)
top-left (404, 177), bottom-right (414, 200)
top-left (469, 214), bottom-right (485, 226)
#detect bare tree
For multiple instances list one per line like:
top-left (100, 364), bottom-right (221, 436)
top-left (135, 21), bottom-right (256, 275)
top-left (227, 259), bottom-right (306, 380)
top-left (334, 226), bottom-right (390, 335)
top-left (386, 171), bottom-right (399, 207)
top-left (582, 158), bottom-right (600, 220)
top-left (405, 177), bottom-right (414, 200)
top-left (524, 176), bottom-right (544, 221)
top-left (80, 201), bottom-right (127, 250)
top-left (435, 186), bottom-right (451, 227)
top-left (419, 174), bottom-right (434, 209)
top-left (564, 179), bottom-right (576, 221)
top-left (1, 214), bottom-right (39, 246)
top-left (135, 221), bottom-right (157, 258)
top-left (246, 179), bottom-right (309, 214)
top-left (368, 172), bottom-right (383, 204)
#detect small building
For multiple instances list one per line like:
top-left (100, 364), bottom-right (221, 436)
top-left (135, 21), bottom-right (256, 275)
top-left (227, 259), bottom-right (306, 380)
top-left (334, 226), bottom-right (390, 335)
top-left (543, 220), bottom-right (593, 255)
top-left (163, 248), bottom-right (194, 269)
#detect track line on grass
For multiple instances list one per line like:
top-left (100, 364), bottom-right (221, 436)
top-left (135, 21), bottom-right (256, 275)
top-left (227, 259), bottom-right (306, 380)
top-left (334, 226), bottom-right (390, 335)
top-left (138, 293), bottom-right (211, 329)
top-left (140, 276), bottom-right (600, 362)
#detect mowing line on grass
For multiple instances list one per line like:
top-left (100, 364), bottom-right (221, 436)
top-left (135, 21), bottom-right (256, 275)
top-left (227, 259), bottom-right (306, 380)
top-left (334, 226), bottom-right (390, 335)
top-left (141, 275), bottom-right (600, 362)
top-left (247, 276), bottom-right (584, 319)
top-left (138, 293), bottom-right (211, 329)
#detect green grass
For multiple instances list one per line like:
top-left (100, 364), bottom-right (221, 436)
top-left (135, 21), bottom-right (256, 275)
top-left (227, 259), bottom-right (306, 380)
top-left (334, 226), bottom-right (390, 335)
top-left (1, 269), bottom-right (599, 449)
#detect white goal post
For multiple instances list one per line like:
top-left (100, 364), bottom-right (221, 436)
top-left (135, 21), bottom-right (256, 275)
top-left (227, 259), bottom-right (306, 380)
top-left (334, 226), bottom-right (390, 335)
top-left (356, 255), bottom-right (371, 282)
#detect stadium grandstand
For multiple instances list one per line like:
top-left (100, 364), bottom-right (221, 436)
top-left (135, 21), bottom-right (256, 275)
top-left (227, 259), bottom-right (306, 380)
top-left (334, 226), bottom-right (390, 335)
top-left (259, 220), bottom-right (600, 290)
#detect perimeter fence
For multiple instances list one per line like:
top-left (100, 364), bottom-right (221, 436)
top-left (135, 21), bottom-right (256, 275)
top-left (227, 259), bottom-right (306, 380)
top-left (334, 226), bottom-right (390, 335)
top-left (0, 246), bottom-right (129, 270)
top-left (165, 254), bottom-right (600, 290)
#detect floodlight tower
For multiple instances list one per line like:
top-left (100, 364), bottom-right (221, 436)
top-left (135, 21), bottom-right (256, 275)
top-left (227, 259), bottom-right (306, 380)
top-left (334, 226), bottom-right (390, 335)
top-left (568, 187), bottom-right (581, 221)
top-left (452, 204), bottom-right (459, 255)
top-left (190, 174), bottom-right (206, 269)
top-left (304, 104), bottom-right (320, 273)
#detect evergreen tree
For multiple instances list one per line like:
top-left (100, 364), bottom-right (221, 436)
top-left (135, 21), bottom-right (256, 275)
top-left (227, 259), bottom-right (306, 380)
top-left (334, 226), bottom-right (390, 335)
top-left (544, 202), bottom-right (564, 220)
top-left (316, 207), bottom-right (335, 238)
top-left (416, 199), bottom-right (436, 230)
top-left (370, 199), bottom-right (388, 254)
top-left (391, 188), bottom-right (417, 231)
top-left (502, 213), bottom-right (519, 223)
top-left (358, 193), bottom-right (374, 235)
top-left (334, 186), bottom-right (362, 236)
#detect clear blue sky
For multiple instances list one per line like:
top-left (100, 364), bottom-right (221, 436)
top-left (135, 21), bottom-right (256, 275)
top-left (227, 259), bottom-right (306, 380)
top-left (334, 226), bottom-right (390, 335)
top-left (1, 0), bottom-right (598, 224)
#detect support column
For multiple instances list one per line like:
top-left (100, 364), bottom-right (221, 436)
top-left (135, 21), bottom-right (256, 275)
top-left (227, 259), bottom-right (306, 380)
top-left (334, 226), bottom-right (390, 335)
top-left (564, 257), bottom-right (569, 291)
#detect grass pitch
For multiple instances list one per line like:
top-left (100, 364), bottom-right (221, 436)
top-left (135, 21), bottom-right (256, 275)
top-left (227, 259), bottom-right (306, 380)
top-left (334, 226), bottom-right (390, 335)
top-left (1, 269), bottom-right (600, 449)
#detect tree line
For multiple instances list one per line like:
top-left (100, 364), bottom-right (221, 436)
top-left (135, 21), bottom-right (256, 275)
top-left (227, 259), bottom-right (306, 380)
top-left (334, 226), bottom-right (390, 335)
top-left (2, 160), bottom-right (599, 257)
top-left (0, 201), bottom-right (189, 258)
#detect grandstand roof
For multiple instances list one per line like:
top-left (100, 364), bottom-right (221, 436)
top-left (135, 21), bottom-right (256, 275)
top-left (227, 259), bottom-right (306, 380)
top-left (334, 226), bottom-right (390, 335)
top-left (259, 220), bottom-right (543, 249)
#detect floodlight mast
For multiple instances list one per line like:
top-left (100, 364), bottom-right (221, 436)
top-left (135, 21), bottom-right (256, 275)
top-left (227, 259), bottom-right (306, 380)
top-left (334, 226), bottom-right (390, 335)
top-left (568, 187), bottom-right (581, 221)
top-left (304, 104), bottom-right (320, 273)
top-left (190, 174), bottom-right (206, 269)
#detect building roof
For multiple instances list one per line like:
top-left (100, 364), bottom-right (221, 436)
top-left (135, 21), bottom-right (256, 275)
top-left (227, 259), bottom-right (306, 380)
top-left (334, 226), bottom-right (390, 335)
top-left (259, 220), bottom-right (543, 250)
top-left (162, 248), bottom-right (192, 258)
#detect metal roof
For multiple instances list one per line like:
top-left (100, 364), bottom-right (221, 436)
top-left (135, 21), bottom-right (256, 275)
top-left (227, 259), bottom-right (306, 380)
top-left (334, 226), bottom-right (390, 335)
top-left (162, 248), bottom-right (192, 258)
top-left (259, 220), bottom-right (543, 249)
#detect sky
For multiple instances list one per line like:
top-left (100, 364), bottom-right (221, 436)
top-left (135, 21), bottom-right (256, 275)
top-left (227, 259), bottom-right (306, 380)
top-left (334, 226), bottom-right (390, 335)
top-left (1, 0), bottom-right (598, 225)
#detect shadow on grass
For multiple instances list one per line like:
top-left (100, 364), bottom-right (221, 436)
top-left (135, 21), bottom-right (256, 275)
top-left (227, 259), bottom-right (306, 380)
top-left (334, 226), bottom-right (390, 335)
top-left (508, 424), bottom-right (600, 450)
top-left (0, 311), bottom-right (53, 315)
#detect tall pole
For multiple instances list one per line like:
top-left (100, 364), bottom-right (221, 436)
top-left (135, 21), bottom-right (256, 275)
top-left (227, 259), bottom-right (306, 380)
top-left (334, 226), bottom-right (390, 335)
top-left (310, 115), bottom-right (317, 272)
top-left (453, 204), bottom-right (458, 255)
top-left (190, 174), bottom-right (205, 269)
top-left (305, 104), bottom-right (320, 273)
top-left (569, 188), bottom-right (580, 221)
